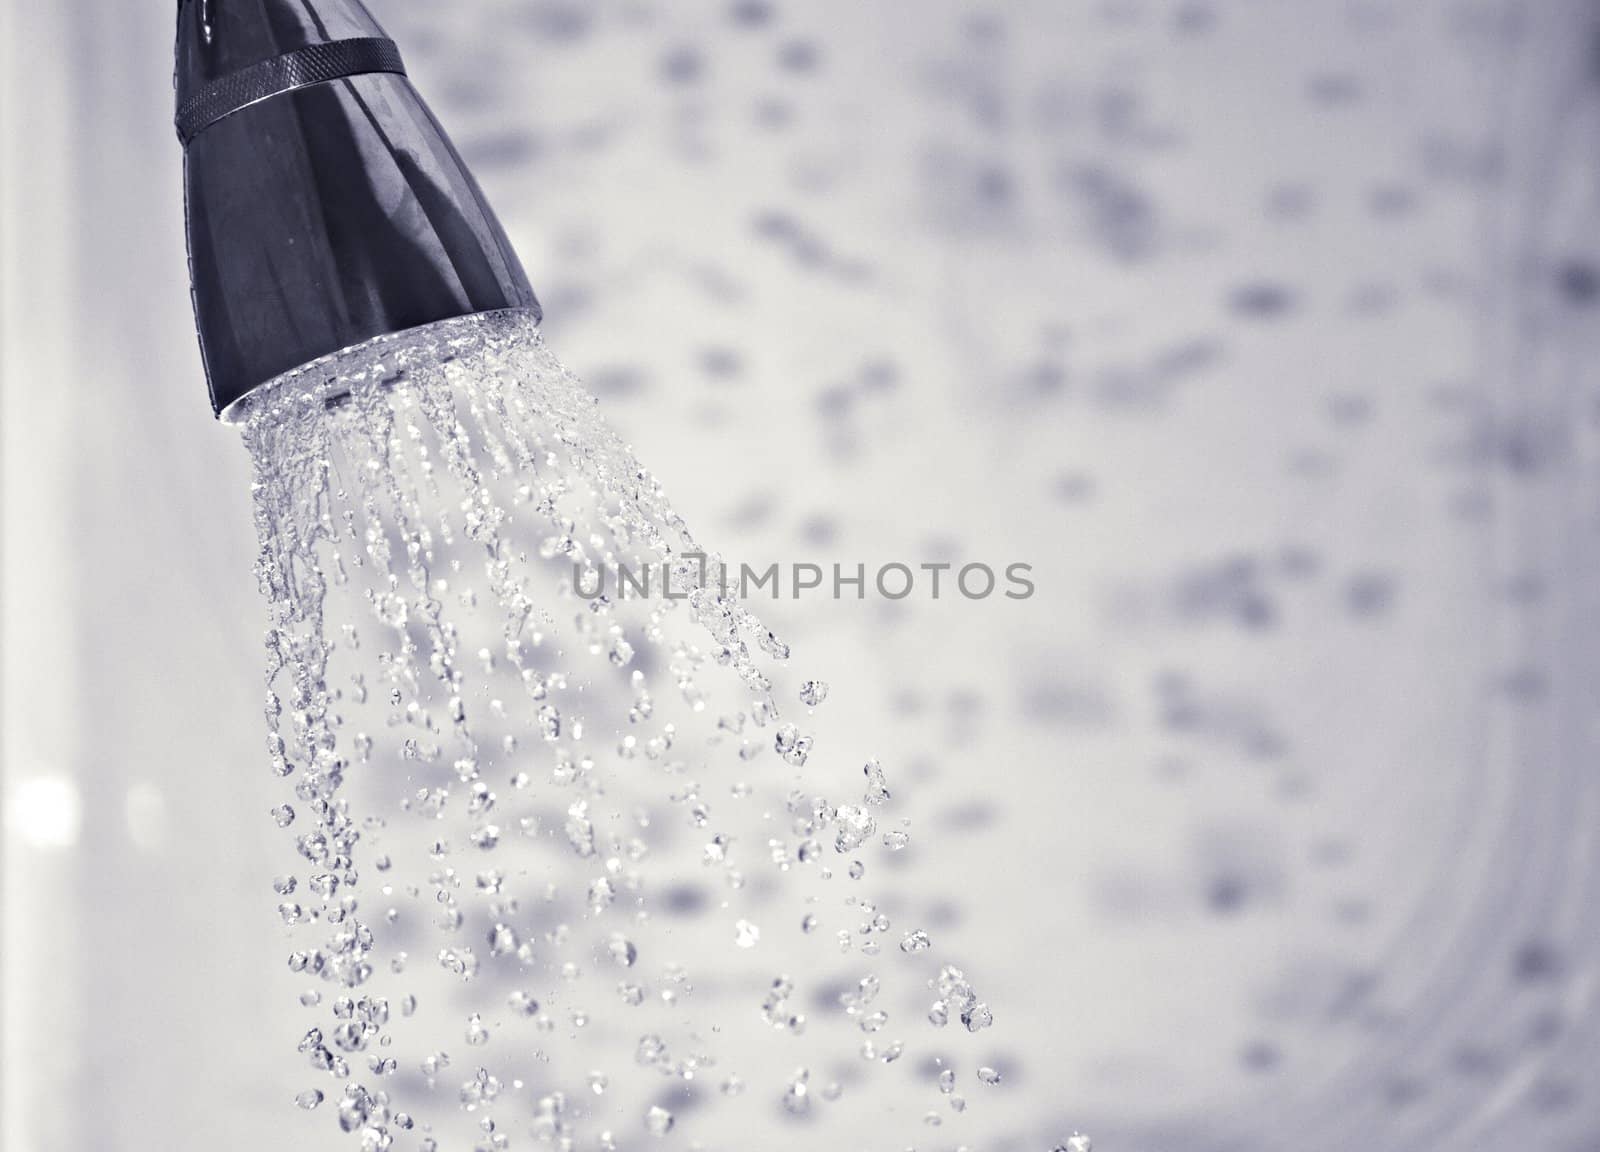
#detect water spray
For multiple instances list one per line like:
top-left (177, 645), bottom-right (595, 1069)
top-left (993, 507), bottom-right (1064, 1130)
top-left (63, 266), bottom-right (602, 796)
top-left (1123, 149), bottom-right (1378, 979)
top-left (174, 3), bottom-right (1072, 1148)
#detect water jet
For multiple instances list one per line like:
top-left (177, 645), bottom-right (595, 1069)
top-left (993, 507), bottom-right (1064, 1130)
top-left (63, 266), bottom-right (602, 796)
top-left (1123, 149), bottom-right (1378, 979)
top-left (176, 3), bottom-right (1024, 1147)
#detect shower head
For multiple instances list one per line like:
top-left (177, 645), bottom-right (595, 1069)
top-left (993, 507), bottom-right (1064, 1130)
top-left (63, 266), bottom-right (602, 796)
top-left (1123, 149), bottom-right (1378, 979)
top-left (175, 0), bottom-right (540, 416)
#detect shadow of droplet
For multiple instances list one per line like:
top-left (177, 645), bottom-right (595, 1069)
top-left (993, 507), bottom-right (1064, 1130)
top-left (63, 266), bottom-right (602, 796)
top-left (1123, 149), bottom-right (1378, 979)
top-left (1228, 281), bottom-right (1299, 320)
top-left (729, 0), bottom-right (776, 28)
top-left (661, 45), bottom-right (706, 85)
top-left (1558, 260), bottom-right (1600, 305)
top-left (1514, 939), bottom-right (1566, 985)
top-left (1240, 1040), bottom-right (1281, 1073)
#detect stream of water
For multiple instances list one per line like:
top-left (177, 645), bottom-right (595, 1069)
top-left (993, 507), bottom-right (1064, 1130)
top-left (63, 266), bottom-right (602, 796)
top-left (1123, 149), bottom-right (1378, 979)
top-left (237, 311), bottom-right (1071, 1152)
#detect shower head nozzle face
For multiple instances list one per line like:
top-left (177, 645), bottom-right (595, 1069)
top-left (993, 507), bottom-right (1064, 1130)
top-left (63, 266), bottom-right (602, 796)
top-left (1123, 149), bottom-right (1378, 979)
top-left (176, 0), bottom-right (541, 417)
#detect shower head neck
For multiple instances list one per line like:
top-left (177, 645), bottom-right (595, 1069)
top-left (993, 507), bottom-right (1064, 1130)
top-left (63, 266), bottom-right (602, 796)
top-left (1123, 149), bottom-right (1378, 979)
top-left (175, 0), bottom-right (389, 118)
top-left (176, 0), bottom-right (540, 416)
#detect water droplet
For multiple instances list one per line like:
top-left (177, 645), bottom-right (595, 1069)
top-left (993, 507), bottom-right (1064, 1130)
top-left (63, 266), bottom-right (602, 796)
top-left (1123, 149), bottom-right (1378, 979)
top-left (644, 1105), bottom-right (674, 1136)
top-left (774, 724), bottom-right (812, 767)
top-left (862, 759), bottom-right (891, 804)
top-left (834, 806), bottom-right (876, 853)
top-left (637, 1034), bottom-right (668, 1067)
top-left (608, 934), bottom-right (639, 967)
top-left (962, 1002), bottom-right (994, 1032)
top-left (783, 1068), bottom-right (811, 1115)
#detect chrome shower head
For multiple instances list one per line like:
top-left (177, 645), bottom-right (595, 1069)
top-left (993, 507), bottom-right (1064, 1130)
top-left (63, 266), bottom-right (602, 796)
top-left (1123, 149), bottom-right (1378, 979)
top-left (175, 0), bottom-right (540, 416)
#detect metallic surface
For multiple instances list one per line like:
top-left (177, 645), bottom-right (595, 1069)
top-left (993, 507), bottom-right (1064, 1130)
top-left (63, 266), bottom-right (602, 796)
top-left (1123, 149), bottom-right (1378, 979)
top-left (175, 0), bottom-right (388, 114)
top-left (175, 0), bottom-right (540, 415)
top-left (175, 37), bottom-right (405, 145)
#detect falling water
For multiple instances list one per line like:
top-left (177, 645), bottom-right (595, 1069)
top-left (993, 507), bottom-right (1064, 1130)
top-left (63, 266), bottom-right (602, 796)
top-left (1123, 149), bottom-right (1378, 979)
top-left (237, 311), bottom-right (1049, 1151)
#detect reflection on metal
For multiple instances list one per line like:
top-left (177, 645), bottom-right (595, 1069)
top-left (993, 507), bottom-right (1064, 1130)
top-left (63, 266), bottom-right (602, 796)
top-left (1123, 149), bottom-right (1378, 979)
top-left (175, 37), bottom-right (407, 144)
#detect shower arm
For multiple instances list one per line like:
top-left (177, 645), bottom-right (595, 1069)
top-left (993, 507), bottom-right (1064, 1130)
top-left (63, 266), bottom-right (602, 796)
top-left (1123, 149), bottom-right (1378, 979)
top-left (175, 0), bottom-right (540, 417)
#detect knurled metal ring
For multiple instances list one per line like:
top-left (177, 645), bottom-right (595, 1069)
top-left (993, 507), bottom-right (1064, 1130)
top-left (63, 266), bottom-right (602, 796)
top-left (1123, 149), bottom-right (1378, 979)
top-left (176, 37), bottom-right (406, 146)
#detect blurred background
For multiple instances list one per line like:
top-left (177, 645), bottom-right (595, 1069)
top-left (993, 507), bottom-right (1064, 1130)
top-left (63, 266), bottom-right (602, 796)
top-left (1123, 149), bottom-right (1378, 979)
top-left (6, 0), bottom-right (1600, 1149)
